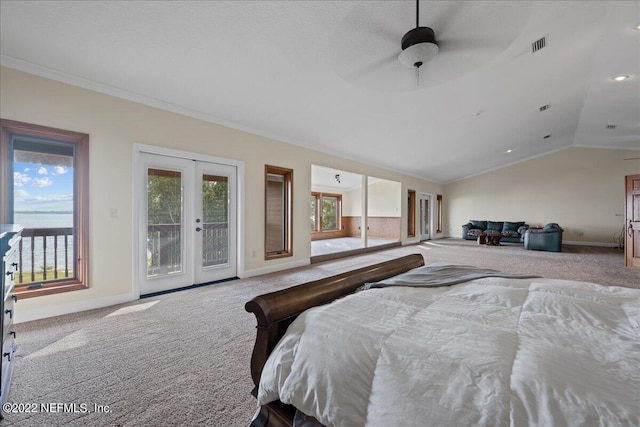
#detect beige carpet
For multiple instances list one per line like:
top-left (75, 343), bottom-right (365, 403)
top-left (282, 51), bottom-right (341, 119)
top-left (4, 239), bottom-right (638, 426)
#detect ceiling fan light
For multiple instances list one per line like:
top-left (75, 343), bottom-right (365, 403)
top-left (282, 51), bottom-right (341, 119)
top-left (398, 42), bottom-right (439, 68)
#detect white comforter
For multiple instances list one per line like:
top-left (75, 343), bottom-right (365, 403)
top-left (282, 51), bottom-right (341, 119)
top-left (257, 277), bottom-right (640, 427)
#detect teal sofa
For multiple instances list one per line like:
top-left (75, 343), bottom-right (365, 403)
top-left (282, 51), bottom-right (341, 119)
top-left (461, 220), bottom-right (530, 243)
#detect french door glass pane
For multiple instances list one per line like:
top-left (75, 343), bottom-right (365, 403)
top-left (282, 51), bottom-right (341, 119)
top-left (147, 168), bottom-right (182, 277)
top-left (202, 174), bottom-right (229, 267)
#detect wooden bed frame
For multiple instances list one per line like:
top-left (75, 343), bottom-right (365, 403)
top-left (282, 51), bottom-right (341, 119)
top-left (244, 254), bottom-right (425, 427)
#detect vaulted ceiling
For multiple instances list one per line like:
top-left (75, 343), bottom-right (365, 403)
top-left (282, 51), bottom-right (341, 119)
top-left (1, 1), bottom-right (638, 183)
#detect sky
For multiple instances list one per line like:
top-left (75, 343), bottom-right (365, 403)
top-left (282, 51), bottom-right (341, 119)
top-left (13, 161), bottom-right (74, 212)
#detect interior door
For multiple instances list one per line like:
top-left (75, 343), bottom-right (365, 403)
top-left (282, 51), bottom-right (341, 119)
top-left (625, 174), bottom-right (640, 268)
top-left (419, 194), bottom-right (430, 241)
top-left (139, 153), bottom-right (237, 295)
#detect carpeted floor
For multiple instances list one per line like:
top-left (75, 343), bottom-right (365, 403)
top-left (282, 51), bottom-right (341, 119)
top-left (4, 239), bottom-right (638, 426)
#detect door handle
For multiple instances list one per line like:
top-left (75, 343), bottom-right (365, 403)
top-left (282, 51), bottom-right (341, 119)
top-left (629, 220), bottom-right (634, 237)
top-left (196, 227), bottom-right (202, 232)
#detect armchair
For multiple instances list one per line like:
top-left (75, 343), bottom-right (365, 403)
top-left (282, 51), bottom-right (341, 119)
top-left (524, 223), bottom-right (564, 252)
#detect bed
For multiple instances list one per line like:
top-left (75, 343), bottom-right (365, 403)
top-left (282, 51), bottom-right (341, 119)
top-left (244, 254), bottom-right (640, 427)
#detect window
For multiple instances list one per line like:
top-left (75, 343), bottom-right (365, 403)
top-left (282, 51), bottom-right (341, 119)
top-left (436, 194), bottom-right (443, 233)
top-left (0, 119), bottom-right (89, 298)
top-left (408, 190), bottom-right (416, 237)
top-left (321, 195), bottom-right (340, 230)
top-left (310, 192), bottom-right (342, 233)
top-left (265, 165), bottom-right (293, 259)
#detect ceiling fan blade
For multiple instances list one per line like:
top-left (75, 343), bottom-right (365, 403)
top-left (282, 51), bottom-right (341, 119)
top-left (343, 52), bottom-right (398, 83)
top-left (437, 37), bottom-right (505, 54)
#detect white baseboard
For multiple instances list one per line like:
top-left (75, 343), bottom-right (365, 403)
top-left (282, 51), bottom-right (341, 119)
top-left (563, 240), bottom-right (619, 247)
top-left (240, 258), bottom-right (311, 278)
top-left (15, 292), bottom-right (136, 324)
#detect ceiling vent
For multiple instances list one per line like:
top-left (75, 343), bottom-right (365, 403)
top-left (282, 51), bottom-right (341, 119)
top-left (606, 125), bottom-right (617, 129)
top-left (543, 134), bottom-right (551, 139)
top-left (539, 104), bottom-right (550, 112)
top-left (532, 37), bottom-right (546, 53)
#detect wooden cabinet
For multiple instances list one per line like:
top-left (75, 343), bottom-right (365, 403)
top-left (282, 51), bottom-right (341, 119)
top-left (0, 225), bottom-right (22, 409)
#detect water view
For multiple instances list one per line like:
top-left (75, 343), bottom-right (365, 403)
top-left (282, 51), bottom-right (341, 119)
top-left (13, 212), bottom-right (74, 280)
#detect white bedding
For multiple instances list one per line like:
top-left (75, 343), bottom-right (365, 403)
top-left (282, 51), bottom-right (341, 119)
top-left (257, 277), bottom-right (640, 427)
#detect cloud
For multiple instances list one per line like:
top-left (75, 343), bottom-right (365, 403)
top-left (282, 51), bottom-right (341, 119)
top-left (14, 189), bottom-right (29, 197)
top-left (38, 167), bottom-right (48, 175)
top-left (24, 167), bottom-right (30, 172)
top-left (13, 172), bottom-right (31, 187)
top-left (54, 166), bottom-right (68, 175)
top-left (33, 177), bottom-right (53, 188)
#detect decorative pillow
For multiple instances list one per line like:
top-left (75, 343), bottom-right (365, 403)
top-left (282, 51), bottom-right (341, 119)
top-left (469, 220), bottom-right (487, 230)
top-left (502, 221), bottom-right (525, 232)
top-left (543, 223), bottom-right (563, 232)
top-left (502, 231), bottom-right (519, 237)
top-left (487, 221), bottom-right (504, 231)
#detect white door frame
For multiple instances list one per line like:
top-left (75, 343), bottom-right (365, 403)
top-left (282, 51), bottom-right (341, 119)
top-left (132, 143), bottom-right (245, 298)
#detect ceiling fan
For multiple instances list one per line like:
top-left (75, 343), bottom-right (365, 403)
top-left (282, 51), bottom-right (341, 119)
top-left (397, 0), bottom-right (439, 85)
top-left (331, 0), bottom-right (531, 91)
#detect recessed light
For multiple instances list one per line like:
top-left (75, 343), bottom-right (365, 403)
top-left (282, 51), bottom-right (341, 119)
top-left (612, 75), bottom-right (629, 82)
top-left (472, 110), bottom-right (484, 117)
top-left (634, 23), bottom-right (640, 31)
top-left (506, 149), bottom-right (513, 153)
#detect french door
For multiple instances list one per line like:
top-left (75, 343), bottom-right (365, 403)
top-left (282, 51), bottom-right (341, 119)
top-left (138, 153), bottom-right (237, 295)
top-left (626, 174), bottom-right (640, 268)
top-left (419, 194), bottom-right (431, 241)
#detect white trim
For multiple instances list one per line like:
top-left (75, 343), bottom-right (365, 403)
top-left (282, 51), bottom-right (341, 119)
top-left (240, 259), bottom-right (310, 279)
top-left (563, 240), bottom-right (619, 247)
top-left (15, 292), bottom-right (135, 324)
top-left (572, 144), bottom-right (640, 151)
top-left (132, 143), bottom-right (246, 297)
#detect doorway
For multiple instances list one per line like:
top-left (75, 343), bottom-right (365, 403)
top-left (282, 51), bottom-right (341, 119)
top-left (138, 152), bottom-right (237, 295)
top-left (419, 193), bottom-right (431, 241)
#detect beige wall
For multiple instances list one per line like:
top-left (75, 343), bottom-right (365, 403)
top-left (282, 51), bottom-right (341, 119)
top-left (343, 187), bottom-right (362, 217)
top-left (445, 147), bottom-right (640, 245)
top-left (368, 178), bottom-right (402, 217)
top-left (339, 179), bottom-right (402, 218)
top-left (0, 67), bottom-right (443, 321)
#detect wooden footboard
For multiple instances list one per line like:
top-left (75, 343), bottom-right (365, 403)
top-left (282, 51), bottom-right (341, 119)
top-left (245, 253), bottom-right (425, 427)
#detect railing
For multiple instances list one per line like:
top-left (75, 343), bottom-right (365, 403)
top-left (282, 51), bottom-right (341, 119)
top-left (15, 223), bottom-right (229, 282)
top-left (18, 227), bottom-right (74, 284)
top-left (146, 222), bottom-right (228, 277)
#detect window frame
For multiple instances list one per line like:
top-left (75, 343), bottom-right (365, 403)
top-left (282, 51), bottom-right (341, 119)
top-left (407, 190), bottom-right (416, 238)
top-left (264, 165), bottom-right (293, 260)
top-left (0, 118), bottom-right (89, 298)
